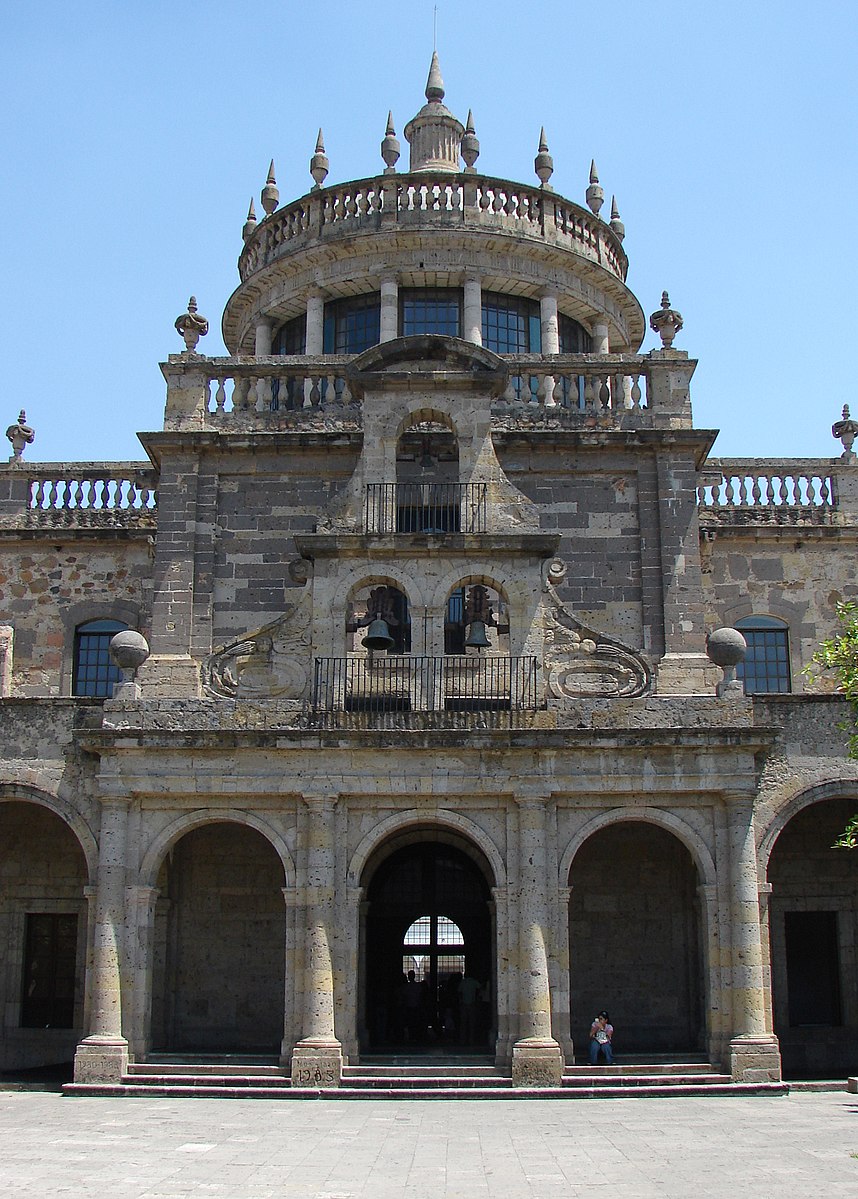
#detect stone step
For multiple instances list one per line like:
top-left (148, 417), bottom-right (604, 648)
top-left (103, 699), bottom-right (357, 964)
top-left (343, 1064), bottom-right (506, 1078)
top-left (121, 1072), bottom-right (290, 1088)
top-left (564, 1064), bottom-right (721, 1077)
top-left (64, 1080), bottom-right (790, 1101)
top-left (341, 1075), bottom-right (513, 1089)
top-left (128, 1063), bottom-right (285, 1078)
top-left (563, 1072), bottom-right (732, 1088)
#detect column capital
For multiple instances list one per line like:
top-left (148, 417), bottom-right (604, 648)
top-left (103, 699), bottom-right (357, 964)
top-left (302, 793), bottom-right (338, 813)
top-left (282, 886), bottom-right (301, 908)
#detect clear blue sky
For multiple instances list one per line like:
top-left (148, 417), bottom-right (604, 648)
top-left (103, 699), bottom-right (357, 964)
top-left (1, 1), bottom-right (855, 464)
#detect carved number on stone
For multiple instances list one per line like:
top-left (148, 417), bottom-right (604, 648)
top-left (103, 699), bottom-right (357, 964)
top-left (297, 1067), bottom-right (335, 1084)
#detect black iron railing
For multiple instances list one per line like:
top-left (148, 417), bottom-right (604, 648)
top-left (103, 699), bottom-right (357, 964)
top-left (312, 655), bottom-right (539, 713)
top-left (364, 483), bottom-right (488, 535)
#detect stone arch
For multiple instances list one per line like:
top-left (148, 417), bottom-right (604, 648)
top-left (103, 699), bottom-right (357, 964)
top-left (395, 406), bottom-right (458, 441)
top-left (0, 782), bottom-right (97, 883)
top-left (559, 806), bottom-right (716, 890)
top-left (348, 808), bottom-right (506, 890)
top-left (140, 808), bottom-right (295, 889)
top-left (333, 568), bottom-right (427, 614)
top-left (759, 779), bottom-right (858, 875)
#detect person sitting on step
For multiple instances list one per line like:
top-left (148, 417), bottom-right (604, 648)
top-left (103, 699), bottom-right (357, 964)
top-left (588, 1011), bottom-right (614, 1065)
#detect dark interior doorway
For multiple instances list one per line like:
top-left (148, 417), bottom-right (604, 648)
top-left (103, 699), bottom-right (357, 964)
top-left (362, 838), bottom-right (493, 1054)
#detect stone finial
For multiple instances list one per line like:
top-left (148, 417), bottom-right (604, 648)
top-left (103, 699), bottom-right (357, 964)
top-left (5, 410), bottom-right (35, 463)
top-left (609, 195), bottom-right (625, 242)
top-left (534, 128), bottom-right (554, 189)
top-left (425, 50), bottom-right (445, 102)
top-left (381, 111), bottom-right (400, 173)
top-left (706, 627), bottom-right (747, 698)
top-left (242, 198), bottom-right (258, 243)
top-left (833, 405), bottom-right (858, 461)
top-left (174, 296), bottom-right (209, 353)
top-left (586, 160), bottom-right (604, 217)
top-left (109, 629), bottom-right (150, 701)
top-left (650, 291), bottom-right (683, 348)
top-left (461, 110), bottom-right (480, 172)
top-left (310, 129), bottom-right (329, 189)
top-left (261, 160), bottom-right (279, 216)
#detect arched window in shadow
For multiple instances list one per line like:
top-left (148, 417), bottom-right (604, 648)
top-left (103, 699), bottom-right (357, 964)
top-left (346, 584), bottom-right (411, 655)
top-left (72, 618), bottom-right (127, 697)
top-left (735, 615), bottom-right (791, 693)
top-left (394, 417), bottom-right (470, 533)
top-left (444, 583), bottom-right (509, 655)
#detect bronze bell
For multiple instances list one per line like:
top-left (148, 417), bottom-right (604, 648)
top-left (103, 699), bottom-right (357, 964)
top-left (464, 619), bottom-right (491, 650)
top-left (362, 618), bottom-right (395, 651)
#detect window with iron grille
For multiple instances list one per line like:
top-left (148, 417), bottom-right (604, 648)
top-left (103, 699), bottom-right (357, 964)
top-left (72, 619), bottom-right (127, 697)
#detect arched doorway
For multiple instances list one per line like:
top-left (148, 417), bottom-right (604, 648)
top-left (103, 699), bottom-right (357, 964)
top-left (151, 822), bottom-right (286, 1054)
top-left (767, 797), bottom-right (858, 1078)
top-left (361, 834), bottom-right (494, 1054)
top-left (0, 801), bottom-right (88, 1071)
top-left (568, 821), bottom-right (704, 1055)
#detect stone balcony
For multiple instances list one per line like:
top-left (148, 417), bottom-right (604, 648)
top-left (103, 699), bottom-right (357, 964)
top-left (0, 462), bottom-right (157, 532)
top-left (698, 458), bottom-right (843, 529)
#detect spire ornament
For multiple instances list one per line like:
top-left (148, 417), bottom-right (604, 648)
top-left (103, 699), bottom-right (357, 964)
top-left (425, 50), bottom-right (445, 102)
top-left (242, 198), bottom-right (258, 243)
top-left (649, 292), bottom-right (683, 348)
top-left (175, 296), bottom-right (209, 353)
top-left (461, 110), bottom-right (480, 172)
top-left (310, 129), bottom-right (329, 189)
top-left (261, 160), bottom-right (279, 217)
top-left (609, 196), bottom-right (625, 242)
top-left (381, 112), bottom-right (400, 173)
top-left (534, 128), bottom-right (554, 188)
top-left (833, 405), bottom-right (858, 461)
top-left (5, 410), bottom-right (35, 463)
top-left (586, 160), bottom-right (604, 217)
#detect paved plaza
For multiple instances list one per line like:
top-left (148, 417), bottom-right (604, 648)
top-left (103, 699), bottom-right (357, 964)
top-left (0, 1091), bottom-right (855, 1197)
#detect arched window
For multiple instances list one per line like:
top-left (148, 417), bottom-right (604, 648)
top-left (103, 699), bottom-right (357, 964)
top-left (735, 615), bottom-right (791, 693)
top-left (402, 915), bottom-right (465, 984)
top-left (72, 619), bottom-right (127, 697)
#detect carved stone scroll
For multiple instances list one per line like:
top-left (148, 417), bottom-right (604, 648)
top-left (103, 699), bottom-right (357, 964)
top-left (204, 593), bottom-right (312, 700)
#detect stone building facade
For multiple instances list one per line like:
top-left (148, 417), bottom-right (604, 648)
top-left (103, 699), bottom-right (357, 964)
top-left (1, 58), bottom-right (857, 1088)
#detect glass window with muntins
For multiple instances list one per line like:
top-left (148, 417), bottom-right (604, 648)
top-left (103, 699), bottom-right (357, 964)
top-left (481, 292), bottom-right (541, 354)
top-left (400, 288), bottom-right (462, 337)
top-left (323, 293), bottom-right (381, 354)
top-left (735, 615), bottom-right (791, 693)
top-left (72, 619), bottom-right (127, 697)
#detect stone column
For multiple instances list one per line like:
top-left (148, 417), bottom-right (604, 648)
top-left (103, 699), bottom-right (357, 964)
top-left (511, 797), bottom-right (564, 1086)
top-left (73, 799), bottom-right (130, 1083)
top-left (305, 288), bottom-right (325, 355)
top-left (591, 319), bottom-right (610, 354)
top-left (291, 795), bottom-right (343, 1086)
top-left (0, 624), bottom-right (12, 696)
top-left (540, 291), bottom-right (559, 354)
top-left (463, 274), bottom-right (482, 345)
top-left (726, 793), bottom-right (781, 1081)
top-left (127, 885), bottom-right (159, 1061)
top-left (254, 318), bottom-right (273, 356)
top-left (379, 275), bottom-right (399, 342)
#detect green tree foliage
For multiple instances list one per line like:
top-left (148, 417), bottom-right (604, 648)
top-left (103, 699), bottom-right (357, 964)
top-left (807, 601), bottom-right (858, 848)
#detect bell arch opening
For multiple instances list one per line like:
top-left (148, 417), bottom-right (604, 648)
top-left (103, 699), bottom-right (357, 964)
top-left (359, 829), bottom-right (495, 1056)
top-left (767, 796), bottom-right (858, 1078)
top-left (568, 820), bottom-right (705, 1056)
top-left (151, 821), bottom-right (286, 1055)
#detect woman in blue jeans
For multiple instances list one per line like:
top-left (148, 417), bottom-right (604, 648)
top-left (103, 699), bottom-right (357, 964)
top-left (588, 1011), bottom-right (614, 1064)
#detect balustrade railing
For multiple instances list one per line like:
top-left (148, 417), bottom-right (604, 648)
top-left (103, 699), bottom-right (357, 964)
top-left (365, 483), bottom-right (488, 535)
top-left (23, 465), bottom-right (157, 527)
top-left (499, 356), bottom-right (649, 414)
top-left (202, 358), bottom-right (355, 415)
top-left (240, 172), bottom-right (627, 283)
top-left (313, 655), bottom-right (539, 714)
top-left (698, 460), bottom-right (835, 517)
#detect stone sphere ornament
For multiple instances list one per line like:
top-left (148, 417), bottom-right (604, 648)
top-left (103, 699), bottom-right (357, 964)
top-left (109, 630), bottom-right (151, 674)
top-left (706, 627), bottom-right (747, 697)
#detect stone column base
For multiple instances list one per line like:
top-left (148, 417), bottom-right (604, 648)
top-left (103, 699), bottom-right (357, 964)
top-left (290, 1039), bottom-right (343, 1088)
top-left (73, 1035), bottom-right (129, 1084)
top-left (729, 1034), bottom-right (781, 1083)
top-left (511, 1037), bottom-right (564, 1087)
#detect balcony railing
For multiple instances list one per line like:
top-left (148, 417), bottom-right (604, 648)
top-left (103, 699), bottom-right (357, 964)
top-left (365, 483), bottom-right (488, 535)
top-left (239, 172), bottom-right (628, 285)
top-left (11, 465), bottom-right (158, 529)
top-left (698, 459), bottom-right (835, 524)
top-left (313, 655), bottom-right (539, 714)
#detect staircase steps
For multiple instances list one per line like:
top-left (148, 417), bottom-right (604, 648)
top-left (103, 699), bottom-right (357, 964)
top-left (64, 1055), bottom-right (790, 1099)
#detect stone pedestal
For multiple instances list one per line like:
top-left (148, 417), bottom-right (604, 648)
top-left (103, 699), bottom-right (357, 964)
top-left (290, 1041), bottom-right (343, 1088)
top-left (73, 1036), bottom-right (128, 1084)
top-left (511, 1038), bottom-right (564, 1087)
top-left (656, 652), bottom-right (718, 694)
top-left (729, 1034), bottom-right (782, 1083)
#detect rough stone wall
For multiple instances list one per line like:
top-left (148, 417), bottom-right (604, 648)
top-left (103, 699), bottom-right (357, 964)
top-left (701, 533), bottom-right (858, 690)
top-left (0, 802), bottom-right (88, 1069)
top-left (497, 445), bottom-right (644, 646)
top-left (0, 538), bottom-right (153, 696)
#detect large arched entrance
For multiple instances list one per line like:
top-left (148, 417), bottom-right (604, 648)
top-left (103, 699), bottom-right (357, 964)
top-left (767, 797), bottom-right (858, 1078)
top-left (0, 800), bottom-right (89, 1072)
top-left (568, 821), bottom-right (704, 1056)
top-left (151, 822), bottom-right (286, 1054)
top-left (360, 832), bottom-right (495, 1055)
